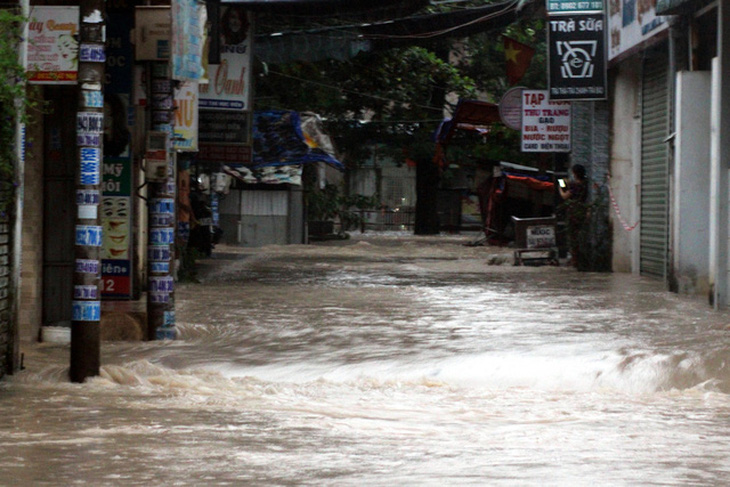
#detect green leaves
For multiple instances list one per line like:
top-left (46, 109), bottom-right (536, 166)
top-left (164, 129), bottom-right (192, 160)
top-left (255, 12), bottom-right (548, 170)
top-left (0, 9), bottom-right (29, 213)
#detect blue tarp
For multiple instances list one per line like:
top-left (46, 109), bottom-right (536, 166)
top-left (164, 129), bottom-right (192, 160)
top-left (252, 110), bottom-right (343, 169)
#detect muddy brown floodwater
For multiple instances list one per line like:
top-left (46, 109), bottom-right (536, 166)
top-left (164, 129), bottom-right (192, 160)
top-left (2, 233), bottom-right (730, 486)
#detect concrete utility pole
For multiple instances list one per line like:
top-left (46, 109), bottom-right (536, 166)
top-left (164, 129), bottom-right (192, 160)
top-left (70, 0), bottom-right (106, 382)
top-left (146, 62), bottom-right (177, 340)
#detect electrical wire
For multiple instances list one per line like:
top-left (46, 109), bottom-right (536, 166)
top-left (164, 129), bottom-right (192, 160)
top-left (363, 0), bottom-right (519, 40)
top-left (256, 0), bottom-right (518, 41)
top-left (267, 69), bottom-right (446, 112)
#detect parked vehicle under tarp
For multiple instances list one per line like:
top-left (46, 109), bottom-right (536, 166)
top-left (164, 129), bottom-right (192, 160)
top-left (476, 162), bottom-right (556, 246)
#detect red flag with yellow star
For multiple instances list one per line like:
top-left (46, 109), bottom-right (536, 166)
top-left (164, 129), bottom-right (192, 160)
top-left (503, 36), bottom-right (535, 86)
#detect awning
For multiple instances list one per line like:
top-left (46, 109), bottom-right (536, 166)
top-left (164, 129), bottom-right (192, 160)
top-left (435, 99), bottom-right (501, 144)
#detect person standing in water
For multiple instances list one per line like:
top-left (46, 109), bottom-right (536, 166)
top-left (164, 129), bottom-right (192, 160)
top-left (558, 164), bottom-right (588, 267)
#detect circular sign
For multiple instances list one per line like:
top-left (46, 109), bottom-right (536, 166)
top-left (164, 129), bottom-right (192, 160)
top-left (499, 86), bottom-right (525, 131)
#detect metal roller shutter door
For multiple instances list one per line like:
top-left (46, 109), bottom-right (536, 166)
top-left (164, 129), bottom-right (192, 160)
top-left (640, 48), bottom-right (670, 278)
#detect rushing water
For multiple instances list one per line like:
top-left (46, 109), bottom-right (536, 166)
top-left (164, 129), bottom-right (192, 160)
top-left (2, 233), bottom-right (730, 486)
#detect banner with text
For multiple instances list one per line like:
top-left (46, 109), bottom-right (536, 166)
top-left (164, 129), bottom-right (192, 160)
top-left (521, 90), bottom-right (571, 153)
top-left (199, 6), bottom-right (253, 111)
top-left (607, 0), bottom-right (667, 61)
top-left (27, 6), bottom-right (79, 84)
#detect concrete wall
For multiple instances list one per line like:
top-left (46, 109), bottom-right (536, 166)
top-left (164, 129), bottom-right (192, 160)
top-left (19, 107), bottom-right (44, 342)
top-left (610, 59), bottom-right (642, 273)
top-left (672, 71), bottom-right (711, 295)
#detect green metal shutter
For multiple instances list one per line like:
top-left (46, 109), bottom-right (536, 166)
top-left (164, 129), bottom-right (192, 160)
top-left (0, 217), bottom-right (10, 379)
top-left (640, 47), bottom-right (670, 278)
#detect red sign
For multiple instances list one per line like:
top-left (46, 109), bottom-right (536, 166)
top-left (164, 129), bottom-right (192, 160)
top-left (198, 143), bottom-right (252, 164)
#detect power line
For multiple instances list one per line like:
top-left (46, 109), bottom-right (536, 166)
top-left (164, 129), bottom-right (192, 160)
top-left (256, 0), bottom-right (518, 41)
top-left (267, 69), bottom-right (446, 113)
top-left (363, 0), bottom-right (519, 40)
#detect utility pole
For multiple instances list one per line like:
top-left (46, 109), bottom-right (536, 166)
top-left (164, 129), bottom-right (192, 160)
top-left (70, 0), bottom-right (106, 382)
top-left (146, 62), bottom-right (177, 340)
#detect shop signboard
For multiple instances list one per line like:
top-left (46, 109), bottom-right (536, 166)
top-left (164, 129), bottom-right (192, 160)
top-left (134, 7), bottom-right (171, 61)
top-left (546, 0), bottom-right (603, 13)
top-left (197, 108), bottom-right (252, 164)
top-left (174, 81), bottom-right (199, 152)
top-left (521, 90), bottom-right (571, 153)
top-left (199, 6), bottom-right (253, 111)
top-left (607, 0), bottom-right (667, 61)
top-left (27, 6), bottom-right (79, 84)
top-left (548, 13), bottom-right (607, 100)
top-left (171, 0), bottom-right (206, 81)
top-left (101, 158), bottom-right (133, 298)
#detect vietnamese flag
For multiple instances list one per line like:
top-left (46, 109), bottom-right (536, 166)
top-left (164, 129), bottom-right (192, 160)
top-left (503, 36), bottom-right (535, 86)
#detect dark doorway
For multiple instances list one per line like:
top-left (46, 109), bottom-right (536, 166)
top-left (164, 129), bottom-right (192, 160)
top-left (42, 86), bottom-right (77, 327)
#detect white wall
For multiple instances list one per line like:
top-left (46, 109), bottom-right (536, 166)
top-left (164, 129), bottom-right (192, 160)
top-left (610, 59), bottom-right (642, 273)
top-left (673, 71), bottom-right (712, 295)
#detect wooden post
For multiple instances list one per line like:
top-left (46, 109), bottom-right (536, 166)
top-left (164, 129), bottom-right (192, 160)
top-left (70, 0), bottom-right (106, 382)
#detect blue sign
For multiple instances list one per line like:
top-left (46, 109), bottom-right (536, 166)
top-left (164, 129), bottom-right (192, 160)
top-left (82, 90), bottom-right (104, 108)
top-left (75, 225), bottom-right (103, 247)
top-left (150, 261), bottom-right (171, 274)
top-left (77, 189), bottom-right (101, 205)
top-left (80, 148), bottom-right (101, 185)
top-left (77, 112), bottom-right (104, 135)
top-left (150, 228), bottom-right (175, 245)
top-left (72, 300), bottom-right (101, 321)
top-left (149, 291), bottom-right (171, 304)
top-left (151, 198), bottom-right (175, 214)
top-left (74, 285), bottom-right (99, 300)
top-left (80, 43), bottom-right (106, 63)
top-left (149, 276), bottom-right (174, 293)
top-left (77, 134), bottom-right (101, 147)
top-left (75, 258), bottom-right (100, 275)
top-left (148, 245), bottom-right (171, 262)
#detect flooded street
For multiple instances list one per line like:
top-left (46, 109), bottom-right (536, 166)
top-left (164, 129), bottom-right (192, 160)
top-left (2, 233), bottom-right (730, 486)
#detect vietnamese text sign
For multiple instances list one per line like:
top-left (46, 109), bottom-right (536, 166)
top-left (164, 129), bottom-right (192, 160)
top-left (199, 6), bottom-right (253, 111)
top-left (27, 6), bottom-right (79, 84)
top-left (527, 225), bottom-right (557, 248)
top-left (521, 90), bottom-right (571, 153)
top-left (172, 0), bottom-right (206, 81)
top-left (174, 81), bottom-right (199, 152)
top-left (607, 0), bottom-right (667, 61)
top-left (548, 13), bottom-right (607, 100)
top-left (102, 158), bottom-right (133, 299)
top-left (134, 7), bottom-right (171, 61)
top-left (199, 110), bottom-right (249, 144)
top-left (547, 0), bottom-right (603, 13)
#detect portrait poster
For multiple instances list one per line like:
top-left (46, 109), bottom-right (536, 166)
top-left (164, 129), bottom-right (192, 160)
top-left (27, 6), bottom-right (79, 84)
top-left (101, 158), bottom-right (133, 299)
top-left (199, 6), bottom-right (253, 111)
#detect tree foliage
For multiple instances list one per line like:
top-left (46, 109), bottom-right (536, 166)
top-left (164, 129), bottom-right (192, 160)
top-left (254, 6), bottom-right (547, 169)
top-left (0, 9), bottom-right (32, 214)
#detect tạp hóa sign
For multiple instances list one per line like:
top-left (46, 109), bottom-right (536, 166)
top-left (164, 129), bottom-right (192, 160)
top-left (521, 90), bottom-right (571, 153)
